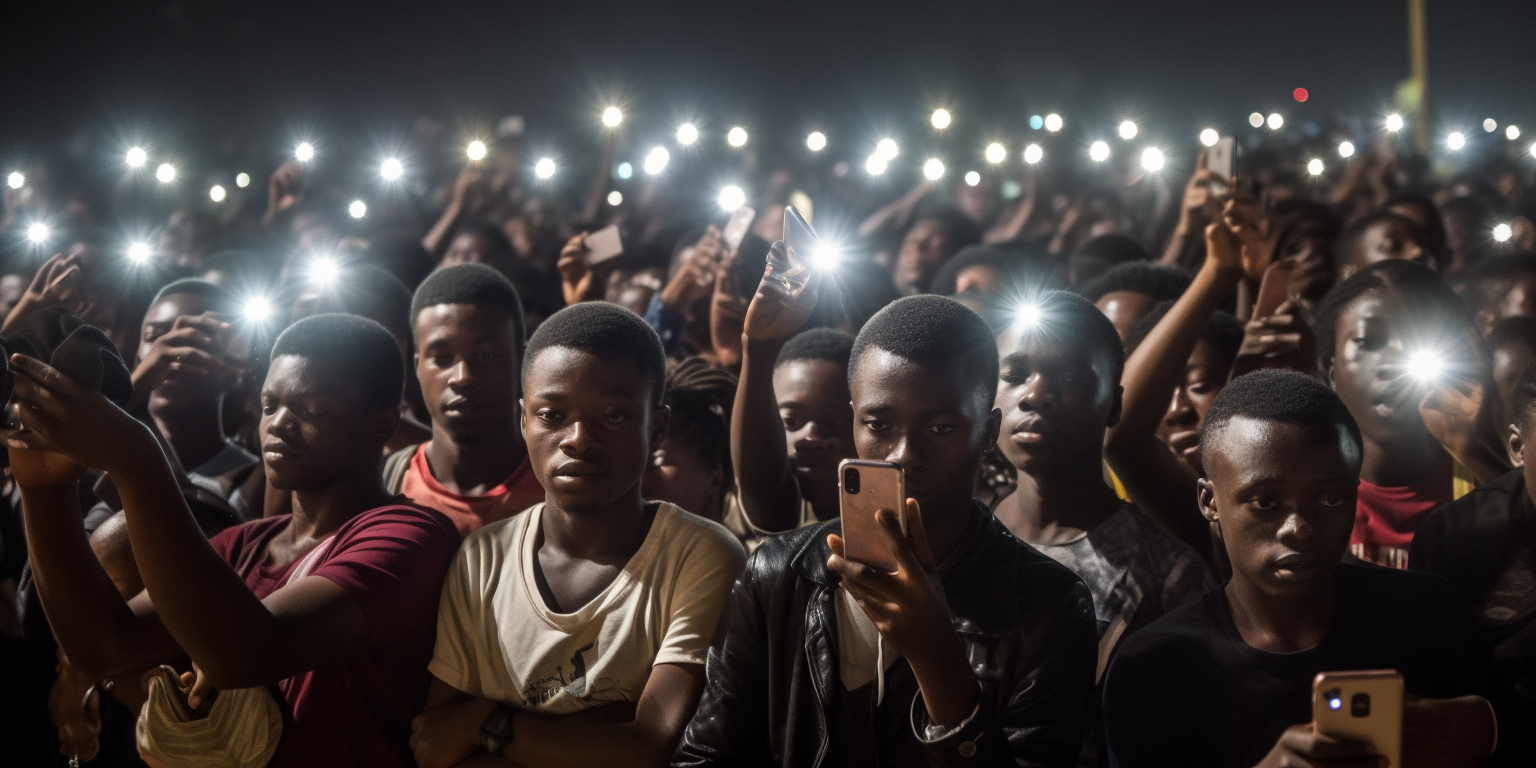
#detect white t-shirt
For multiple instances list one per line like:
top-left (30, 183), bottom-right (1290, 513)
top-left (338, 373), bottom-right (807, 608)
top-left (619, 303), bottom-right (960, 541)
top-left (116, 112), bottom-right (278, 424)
top-left (428, 501), bottom-right (746, 714)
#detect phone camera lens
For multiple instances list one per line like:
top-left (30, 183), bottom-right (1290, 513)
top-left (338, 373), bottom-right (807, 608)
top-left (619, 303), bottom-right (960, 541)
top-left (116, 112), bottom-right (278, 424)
top-left (1323, 689), bottom-right (1343, 711)
top-left (1350, 693), bottom-right (1371, 717)
top-left (843, 467), bottom-right (860, 494)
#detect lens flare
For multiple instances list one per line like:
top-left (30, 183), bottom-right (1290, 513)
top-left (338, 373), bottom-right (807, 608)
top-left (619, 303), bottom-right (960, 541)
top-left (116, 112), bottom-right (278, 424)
top-left (1494, 223), bottom-right (1513, 243)
top-left (727, 127), bottom-right (748, 147)
top-left (1407, 349), bottom-right (1444, 383)
top-left (235, 172), bottom-right (251, 188)
top-left (1507, 125), bottom-right (1521, 140)
top-left (602, 107), bottom-right (623, 127)
top-left (1044, 113), bottom-right (1063, 132)
top-left (1386, 114), bottom-right (1404, 132)
top-left (1483, 118), bottom-right (1498, 133)
top-left (985, 142), bottom-right (1006, 164)
top-left (1249, 112), bottom-right (1265, 128)
top-left (676, 123), bottom-right (699, 145)
top-left (923, 158), bottom-right (945, 180)
top-left (209, 185), bottom-right (227, 202)
top-left (1023, 144), bottom-right (1043, 164)
top-left (1307, 159), bottom-right (1324, 175)
top-left (1089, 141), bottom-right (1111, 162)
top-left (1140, 147), bottom-right (1165, 172)
top-left (1118, 120), bottom-right (1138, 140)
top-left (931, 109), bottom-right (952, 130)
top-left (875, 138), bottom-right (899, 160)
top-left (718, 185), bottom-right (746, 211)
top-left (242, 296), bottom-right (273, 323)
top-left (466, 140), bottom-right (487, 160)
top-left (1267, 113), bottom-right (1284, 130)
top-left (380, 158), bottom-right (404, 180)
top-left (308, 256), bottom-right (340, 288)
top-left (349, 200), bottom-right (367, 219)
top-left (6, 172), bottom-right (22, 189)
top-left (1199, 128), bottom-right (1219, 147)
top-left (1339, 141), bottom-right (1356, 158)
top-left (156, 163), bottom-right (176, 183)
top-left (295, 142), bottom-right (315, 162)
top-left (1446, 132), bottom-right (1466, 151)
top-left (26, 222), bottom-right (50, 243)
top-left (964, 171), bottom-right (980, 186)
top-left (1014, 302), bottom-right (1042, 329)
top-left (865, 154), bottom-right (889, 175)
top-left (534, 157), bottom-right (556, 179)
top-left (127, 242), bottom-right (152, 264)
top-left (806, 131), bottom-right (827, 151)
top-left (643, 146), bottom-right (670, 175)
top-left (607, 190), bottom-right (623, 206)
top-left (126, 147), bottom-right (148, 167)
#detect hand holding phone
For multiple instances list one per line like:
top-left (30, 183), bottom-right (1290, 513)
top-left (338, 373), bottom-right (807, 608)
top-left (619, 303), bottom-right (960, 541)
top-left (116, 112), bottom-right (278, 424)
top-left (1313, 670), bottom-right (1402, 768)
top-left (1252, 259), bottom-right (1298, 319)
top-left (585, 225), bottom-right (623, 264)
top-left (838, 460), bottom-right (906, 573)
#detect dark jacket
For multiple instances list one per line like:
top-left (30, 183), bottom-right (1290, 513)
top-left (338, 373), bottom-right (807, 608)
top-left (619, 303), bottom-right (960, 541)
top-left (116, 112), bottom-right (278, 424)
top-left (673, 502), bottom-right (1098, 768)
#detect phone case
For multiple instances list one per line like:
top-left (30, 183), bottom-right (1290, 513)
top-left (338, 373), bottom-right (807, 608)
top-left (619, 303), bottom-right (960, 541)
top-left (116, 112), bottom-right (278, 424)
top-left (838, 459), bottom-right (906, 573)
top-left (586, 225), bottom-right (624, 264)
top-left (1312, 670), bottom-right (1403, 768)
top-left (721, 206), bottom-right (756, 251)
top-left (1206, 137), bottom-right (1236, 179)
top-left (765, 206), bottom-right (817, 290)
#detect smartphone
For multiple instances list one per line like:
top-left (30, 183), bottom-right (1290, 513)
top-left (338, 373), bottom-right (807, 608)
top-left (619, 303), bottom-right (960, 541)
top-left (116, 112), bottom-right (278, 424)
top-left (764, 206), bottom-right (817, 291)
top-left (1206, 136), bottom-right (1236, 180)
top-left (586, 225), bottom-right (623, 264)
top-left (721, 206), bottom-right (756, 251)
top-left (1252, 258), bottom-right (1298, 319)
top-left (1312, 670), bottom-right (1403, 768)
top-left (838, 459), bottom-right (906, 573)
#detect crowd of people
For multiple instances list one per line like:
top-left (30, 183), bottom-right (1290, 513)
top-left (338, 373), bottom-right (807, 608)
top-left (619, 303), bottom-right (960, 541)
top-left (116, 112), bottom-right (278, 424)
top-left (1, 104), bottom-right (1534, 768)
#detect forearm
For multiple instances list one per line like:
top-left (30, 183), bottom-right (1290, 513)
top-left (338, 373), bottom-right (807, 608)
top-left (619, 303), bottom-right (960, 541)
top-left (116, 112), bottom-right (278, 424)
top-left (423, 198), bottom-right (465, 256)
top-left (731, 339), bottom-right (799, 532)
top-left (1103, 441), bottom-right (1211, 559)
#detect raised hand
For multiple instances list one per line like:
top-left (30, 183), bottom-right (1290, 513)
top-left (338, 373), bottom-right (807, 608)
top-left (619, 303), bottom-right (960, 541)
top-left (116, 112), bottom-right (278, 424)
top-left (742, 241), bottom-right (819, 344)
top-left (709, 250), bottom-right (749, 366)
top-left (557, 233), bottom-right (593, 306)
top-left (660, 226), bottom-right (724, 311)
top-left (1230, 299), bottom-right (1317, 378)
top-left (4, 354), bottom-right (148, 478)
top-left (131, 313), bottom-right (235, 395)
top-left (265, 160), bottom-right (306, 223)
top-left (3, 252), bottom-right (84, 331)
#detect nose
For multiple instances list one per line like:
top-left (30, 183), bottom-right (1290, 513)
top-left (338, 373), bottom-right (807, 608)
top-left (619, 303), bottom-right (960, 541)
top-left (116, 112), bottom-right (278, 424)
top-left (1163, 386), bottom-right (1197, 428)
top-left (1402, 240), bottom-right (1425, 264)
top-left (447, 359), bottom-right (473, 389)
top-left (1276, 509), bottom-right (1317, 547)
top-left (1017, 373), bottom-right (1055, 413)
top-left (263, 405), bottom-right (299, 443)
top-left (560, 419), bottom-right (597, 456)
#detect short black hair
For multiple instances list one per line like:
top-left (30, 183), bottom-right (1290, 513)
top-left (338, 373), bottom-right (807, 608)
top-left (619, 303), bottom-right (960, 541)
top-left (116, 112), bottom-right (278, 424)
top-left (1457, 252), bottom-right (1536, 316)
top-left (1077, 262), bottom-right (1192, 304)
top-left (1312, 259), bottom-right (1479, 370)
top-left (1509, 363), bottom-right (1536, 431)
top-left (151, 279), bottom-right (237, 314)
top-left (776, 327), bottom-right (855, 370)
top-left (1127, 300), bottom-right (1244, 361)
top-left (331, 264), bottom-right (414, 342)
top-left (1068, 233), bottom-right (1153, 287)
top-left (523, 302), bottom-right (666, 406)
top-left (410, 263), bottom-right (527, 354)
top-left (1019, 289), bottom-right (1127, 383)
top-left (269, 313), bottom-right (405, 413)
top-left (448, 222), bottom-right (516, 264)
top-left (662, 356), bottom-right (737, 485)
top-left (1201, 369), bottom-right (1362, 460)
top-left (850, 295), bottom-right (998, 408)
top-left (1337, 211), bottom-right (1425, 269)
top-left (928, 245), bottom-right (1014, 296)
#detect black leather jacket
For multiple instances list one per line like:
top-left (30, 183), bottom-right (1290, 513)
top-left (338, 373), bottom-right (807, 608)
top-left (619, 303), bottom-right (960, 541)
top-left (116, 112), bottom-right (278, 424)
top-left (674, 502), bottom-right (1097, 768)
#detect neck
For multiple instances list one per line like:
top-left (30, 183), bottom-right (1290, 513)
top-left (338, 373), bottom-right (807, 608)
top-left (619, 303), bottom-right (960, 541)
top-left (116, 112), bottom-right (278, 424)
top-left (994, 459), bottom-right (1120, 546)
top-left (424, 426), bottom-right (527, 495)
top-left (149, 398), bottom-right (226, 472)
top-left (541, 486), bottom-right (652, 562)
top-left (289, 469), bottom-right (396, 541)
top-left (920, 490), bottom-right (977, 564)
top-left (1360, 430), bottom-right (1443, 487)
top-left (1225, 574), bottom-right (1336, 653)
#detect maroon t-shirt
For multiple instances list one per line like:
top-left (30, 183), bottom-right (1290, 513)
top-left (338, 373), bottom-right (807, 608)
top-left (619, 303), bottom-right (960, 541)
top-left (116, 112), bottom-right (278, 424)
top-left (209, 504), bottom-right (460, 768)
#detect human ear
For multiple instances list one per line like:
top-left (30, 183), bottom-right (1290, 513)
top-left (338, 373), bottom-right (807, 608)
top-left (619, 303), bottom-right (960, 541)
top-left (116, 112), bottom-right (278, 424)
top-left (1197, 477), bottom-right (1220, 524)
top-left (1508, 423), bottom-right (1524, 468)
top-left (650, 405), bottom-right (671, 453)
top-left (518, 398), bottom-right (526, 441)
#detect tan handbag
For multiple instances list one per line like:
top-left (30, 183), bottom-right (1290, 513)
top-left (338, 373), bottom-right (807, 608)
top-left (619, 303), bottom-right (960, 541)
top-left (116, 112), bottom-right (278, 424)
top-left (135, 666), bottom-right (282, 768)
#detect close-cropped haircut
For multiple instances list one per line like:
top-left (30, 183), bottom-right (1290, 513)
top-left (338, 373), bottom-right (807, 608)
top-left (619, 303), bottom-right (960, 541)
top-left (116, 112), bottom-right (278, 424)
top-left (1508, 363), bottom-right (1536, 432)
top-left (1076, 262), bottom-right (1192, 304)
top-left (1127, 300), bottom-right (1244, 361)
top-left (1024, 290), bottom-right (1127, 383)
top-left (522, 302), bottom-right (666, 407)
top-left (1201, 369), bottom-right (1362, 460)
top-left (662, 356), bottom-right (738, 484)
top-left (928, 245), bottom-right (1015, 297)
top-left (1336, 210), bottom-right (1424, 268)
top-left (151, 278), bottom-right (237, 314)
top-left (1312, 259), bottom-right (1480, 370)
top-left (410, 263), bottom-right (527, 353)
top-left (850, 295), bottom-right (999, 408)
top-left (269, 313), bottom-right (405, 413)
top-left (776, 327), bottom-right (855, 370)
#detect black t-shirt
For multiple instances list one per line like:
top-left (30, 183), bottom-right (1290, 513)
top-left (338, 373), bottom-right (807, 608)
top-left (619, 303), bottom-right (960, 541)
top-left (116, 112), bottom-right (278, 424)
top-left (1101, 563), bottom-right (1527, 768)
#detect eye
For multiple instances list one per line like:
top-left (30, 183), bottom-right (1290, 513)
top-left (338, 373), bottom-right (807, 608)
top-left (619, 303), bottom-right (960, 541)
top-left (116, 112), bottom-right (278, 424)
top-left (929, 424), bottom-right (957, 435)
top-left (1250, 496), bottom-right (1280, 511)
top-left (999, 372), bottom-right (1025, 386)
top-left (605, 411), bottom-right (627, 424)
top-left (781, 416), bottom-right (801, 430)
top-left (862, 419), bottom-right (890, 433)
top-left (430, 354), bottom-right (453, 368)
top-left (536, 409), bottom-right (562, 424)
top-left (1188, 382), bottom-right (1214, 395)
top-left (1319, 494), bottom-right (1347, 508)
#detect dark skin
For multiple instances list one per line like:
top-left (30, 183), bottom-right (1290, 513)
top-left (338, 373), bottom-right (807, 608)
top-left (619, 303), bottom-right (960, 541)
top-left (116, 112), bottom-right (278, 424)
top-left (1337, 218), bottom-right (1427, 282)
top-left (7, 352), bottom-right (397, 695)
top-left (825, 349), bottom-right (1002, 728)
top-left (412, 347), bottom-right (705, 768)
top-left (1156, 339), bottom-right (1237, 475)
top-left (641, 432), bottom-right (724, 522)
top-left (991, 323), bottom-right (1124, 546)
top-left (132, 293), bottom-right (237, 473)
top-left (1095, 290), bottom-right (1157, 343)
top-left (1200, 417), bottom-right (1496, 768)
top-left (414, 303), bottom-right (528, 495)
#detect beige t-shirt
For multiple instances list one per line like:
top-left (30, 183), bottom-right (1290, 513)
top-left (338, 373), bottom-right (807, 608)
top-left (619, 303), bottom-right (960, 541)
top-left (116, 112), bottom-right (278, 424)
top-left (428, 501), bottom-right (746, 715)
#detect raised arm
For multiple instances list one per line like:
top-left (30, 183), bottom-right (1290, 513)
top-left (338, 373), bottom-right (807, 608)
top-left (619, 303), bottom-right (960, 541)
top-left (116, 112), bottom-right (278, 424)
top-left (423, 164), bottom-right (487, 257)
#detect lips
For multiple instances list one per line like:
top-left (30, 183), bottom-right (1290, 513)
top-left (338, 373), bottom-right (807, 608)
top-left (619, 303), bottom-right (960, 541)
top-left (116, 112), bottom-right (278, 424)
top-left (262, 441), bottom-right (301, 461)
top-left (1166, 431), bottom-right (1200, 458)
top-left (1271, 552), bottom-right (1324, 579)
top-left (1009, 416), bottom-right (1048, 446)
top-left (552, 462), bottom-right (604, 479)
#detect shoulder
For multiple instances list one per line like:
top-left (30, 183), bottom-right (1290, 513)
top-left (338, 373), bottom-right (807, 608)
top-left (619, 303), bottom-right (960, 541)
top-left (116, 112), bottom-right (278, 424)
top-left (1414, 470), bottom-right (1524, 553)
top-left (1336, 561), bottom-right (1461, 610)
top-left (1103, 505), bottom-right (1213, 579)
top-left (331, 503), bottom-right (461, 554)
top-left (209, 515), bottom-right (289, 559)
top-left (653, 503), bottom-right (748, 571)
top-left (1110, 586), bottom-right (1228, 671)
top-left (949, 515), bottom-right (1096, 630)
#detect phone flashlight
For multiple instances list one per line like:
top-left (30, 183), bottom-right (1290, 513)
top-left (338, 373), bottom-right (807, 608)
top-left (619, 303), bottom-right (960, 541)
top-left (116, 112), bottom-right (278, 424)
top-left (1014, 302), bottom-right (1042, 330)
top-left (295, 142), bottom-right (315, 162)
top-left (242, 296), bottom-right (273, 324)
top-left (308, 256), bottom-right (340, 288)
top-left (1407, 349), bottom-right (1444, 384)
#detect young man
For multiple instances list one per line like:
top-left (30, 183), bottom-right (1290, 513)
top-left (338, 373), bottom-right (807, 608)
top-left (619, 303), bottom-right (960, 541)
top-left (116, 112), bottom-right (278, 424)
top-left (1103, 370), bottom-right (1526, 768)
top-left (388, 263), bottom-right (544, 536)
top-left (677, 294), bottom-right (1098, 768)
top-left (1077, 261), bottom-right (1192, 343)
top-left (993, 289), bottom-right (1213, 674)
top-left (9, 313), bottom-right (462, 767)
top-left (409, 302), bottom-right (746, 768)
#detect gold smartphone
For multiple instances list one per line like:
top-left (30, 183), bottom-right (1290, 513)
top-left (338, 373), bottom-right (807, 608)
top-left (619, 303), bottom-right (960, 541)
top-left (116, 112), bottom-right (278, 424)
top-left (838, 459), bottom-right (905, 573)
top-left (1312, 669), bottom-right (1403, 768)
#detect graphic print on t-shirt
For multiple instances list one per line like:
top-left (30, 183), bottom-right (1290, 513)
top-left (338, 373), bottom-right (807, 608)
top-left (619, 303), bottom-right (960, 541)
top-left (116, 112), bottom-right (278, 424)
top-left (520, 640), bottom-right (630, 708)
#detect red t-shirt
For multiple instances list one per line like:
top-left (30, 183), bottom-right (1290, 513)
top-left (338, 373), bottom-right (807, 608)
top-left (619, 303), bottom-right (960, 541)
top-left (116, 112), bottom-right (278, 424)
top-left (209, 505), bottom-right (461, 768)
top-left (399, 443), bottom-right (545, 537)
top-left (1351, 456), bottom-right (1453, 569)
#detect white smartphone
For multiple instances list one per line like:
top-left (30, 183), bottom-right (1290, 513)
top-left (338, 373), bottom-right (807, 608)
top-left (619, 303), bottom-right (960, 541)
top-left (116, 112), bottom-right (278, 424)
top-left (838, 459), bottom-right (906, 573)
top-left (721, 206), bottom-right (755, 251)
top-left (1206, 136), bottom-right (1236, 180)
top-left (1313, 670), bottom-right (1403, 768)
top-left (585, 225), bottom-right (623, 264)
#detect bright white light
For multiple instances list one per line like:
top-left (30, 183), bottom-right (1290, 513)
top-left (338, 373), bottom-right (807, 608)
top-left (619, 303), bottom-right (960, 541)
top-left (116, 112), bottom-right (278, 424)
top-left (607, 190), bottom-right (623, 206)
top-left (380, 158), bottom-right (404, 180)
top-left (1494, 223), bottom-right (1513, 243)
top-left (865, 154), bottom-right (889, 175)
top-left (26, 222), bottom-right (49, 243)
top-left (985, 142), bottom-right (1006, 164)
top-left (1199, 128), bottom-right (1219, 147)
top-left (1249, 112), bottom-right (1265, 128)
top-left (718, 185), bottom-right (746, 211)
top-left (1044, 113), bottom-right (1063, 132)
top-left (235, 172), bottom-right (251, 188)
top-left (931, 109), bottom-right (952, 130)
top-left (126, 147), bottom-right (148, 168)
top-left (1530, 143), bottom-right (1536, 159)
top-left (1118, 121), bottom-right (1138, 140)
top-left (295, 142), bottom-right (315, 162)
top-left (155, 163), bottom-right (176, 183)
top-left (466, 140), bottom-right (487, 161)
top-left (1267, 113), bottom-right (1284, 130)
top-left (1307, 158), bottom-right (1324, 176)
top-left (923, 158), bottom-right (945, 180)
top-left (1339, 141), bottom-right (1356, 158)
top-left (1447, 132), bottom-right (1466, 151)
top-left (1014, 303), bottom-right (1042, 329)
top-left (534, 157), bottom-right (556, 179)
top-left (1507, 125), bottom-right (1522, 140)
top-left (1386, 114), bottom-right (1404, 132)
top-left (602, 107), bottom-right (623, 127)
top-left (676, 123), bottom-right (699, 145)
top-left (242, 296), bottom-right (272, 323)
top-left (6, 172), bottom-right (22, 189)
top-left (643, 146), bottom-right (670, 175)
top-left (307, 256), bottom-right (340, 288)
top-left (1483, 118), bottom-right (1498, 133)
top-left (127, 242), bottom-right (152, 264)
top-left (806, 131), bottom-right (827, 151)
top-left (727, 127), bottom-right (748, 147)
top-left (209, 185), bottom-right (227, 202)
top-left (875, 138), bottom-right (899, 160)
top-left (810, 244), bottom-right (843, 271)
top-left (1089, 141), bottom-right (1111, 162)
top-left (1407, 349), bottom-right (1444, 383)
top-left (1140, 147), bottom-right (1165, 172)
top-left (1023, 144), bottom-right (1043, 164)
top-left (964, 171), bottom-right (980, 186)
top-left (348, 200), bottom-right (367, 219)
top-left (616, 162), bottom-right (633, 179)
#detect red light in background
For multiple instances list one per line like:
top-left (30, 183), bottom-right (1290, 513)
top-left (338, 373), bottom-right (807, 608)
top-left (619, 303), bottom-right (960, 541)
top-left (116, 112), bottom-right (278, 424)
top-left (1294, 87), bottom-right (1309, 102)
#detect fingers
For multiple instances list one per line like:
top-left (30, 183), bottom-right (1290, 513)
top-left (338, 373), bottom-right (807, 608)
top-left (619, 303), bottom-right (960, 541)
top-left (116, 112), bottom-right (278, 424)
top-left (901, 499), bottom-right (938, 570)
top-left (874, 507), bottom-right (923, 574)
top-left (9, 354), bottom-right (77, 396)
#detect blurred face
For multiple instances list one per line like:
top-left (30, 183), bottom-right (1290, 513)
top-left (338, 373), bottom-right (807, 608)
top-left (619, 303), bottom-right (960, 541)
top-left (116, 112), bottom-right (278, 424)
top-left (138, 293), bottom-right (229, 408)
top-left (1095, 290), bottom-right (1156, 343)
top-left (1496, 271), bottom-right (1536, 322)
top-left (1201, 417), bottom-right (1359, 601)
top-left (1341, 219), bottom-right (1426, 280)
top-left (260, 355), bottom-right (397, 492)
top-left (773, 359), bottom-right (856, 496)
top-left (414, 303), bottom-right (520, 444)
top-left (1508, 418), bottom-right (1536, 509)
top-left (521, 347), bottom-right (665, 514)
top-left (850, 349), bottom-right (999, 516)
top-left (1279, 221), bottom-right (1338, 314)
top-left (994, 325), bottom-right (1120, 478)
top-left (441, 231), bottom-right (496, 267)
top-left (895, 219), bottom-right (954, 293)
top-left (954, 265), bottom-right (1004, 295)
top-left (642, 433), bottom-right (723, 521)
top-left (1156, 339), bottom-right (1235, 475)
top-left (159, 210), bottom-right (211, 271)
